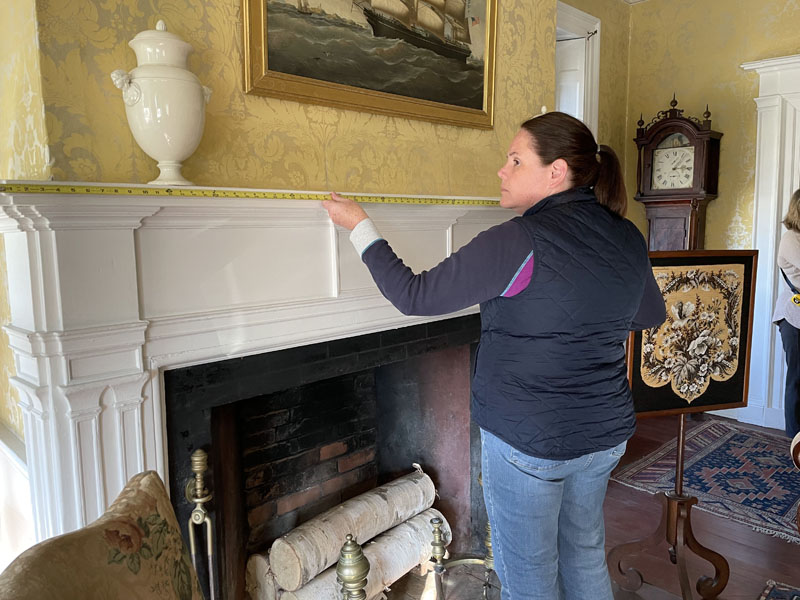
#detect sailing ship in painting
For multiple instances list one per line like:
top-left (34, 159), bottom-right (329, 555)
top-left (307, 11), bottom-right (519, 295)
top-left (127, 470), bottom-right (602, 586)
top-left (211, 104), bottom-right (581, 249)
top-left (268, 0), bottom-right (485, 109)
top-left (288, 0), bottom-right (474, 62)
top-left (356, 0), bottom-right (472, 62)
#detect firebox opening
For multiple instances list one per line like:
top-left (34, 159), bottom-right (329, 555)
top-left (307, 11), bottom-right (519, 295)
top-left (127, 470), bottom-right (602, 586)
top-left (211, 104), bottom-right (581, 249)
top-left (164, 314), bottom-right (485, 599)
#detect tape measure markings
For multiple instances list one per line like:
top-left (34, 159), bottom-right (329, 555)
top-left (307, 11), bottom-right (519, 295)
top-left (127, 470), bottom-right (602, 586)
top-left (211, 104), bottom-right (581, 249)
top-left (0, 184), bottom-right (498, 206)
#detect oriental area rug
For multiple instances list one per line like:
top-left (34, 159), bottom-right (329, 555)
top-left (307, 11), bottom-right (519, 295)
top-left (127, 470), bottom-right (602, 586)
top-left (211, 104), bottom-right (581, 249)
top-left (612, 418), bottom-right (800, 544)
top-left (757, 580), bottom-right (800, 600)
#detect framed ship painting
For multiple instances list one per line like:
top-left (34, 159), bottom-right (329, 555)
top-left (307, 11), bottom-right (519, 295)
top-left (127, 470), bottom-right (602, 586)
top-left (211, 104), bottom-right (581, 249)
top-left (243, 0), bottom-right (497, 128)
top-left (627, 250), bottom-right (758, 417)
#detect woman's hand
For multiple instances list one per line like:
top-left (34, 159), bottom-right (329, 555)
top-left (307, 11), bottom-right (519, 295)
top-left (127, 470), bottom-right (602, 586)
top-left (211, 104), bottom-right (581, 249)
top-left (322, 192), bottom-right (369, 231)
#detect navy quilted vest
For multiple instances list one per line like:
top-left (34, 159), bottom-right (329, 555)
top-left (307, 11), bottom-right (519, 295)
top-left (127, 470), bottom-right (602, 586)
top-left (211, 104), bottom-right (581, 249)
top-left (471, 188), bottom-right (650, 459)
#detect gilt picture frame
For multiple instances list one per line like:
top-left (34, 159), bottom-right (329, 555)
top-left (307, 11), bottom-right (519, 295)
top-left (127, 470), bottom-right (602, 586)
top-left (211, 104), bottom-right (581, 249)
top-left (627, 250), bottom-right (758, 417)
top-left (243, 0), bottom-right (497, 128)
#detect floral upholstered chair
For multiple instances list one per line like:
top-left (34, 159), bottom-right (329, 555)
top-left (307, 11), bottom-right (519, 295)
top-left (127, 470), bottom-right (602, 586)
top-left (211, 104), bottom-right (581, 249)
top-left (0, 471), bottom-right (204, 600)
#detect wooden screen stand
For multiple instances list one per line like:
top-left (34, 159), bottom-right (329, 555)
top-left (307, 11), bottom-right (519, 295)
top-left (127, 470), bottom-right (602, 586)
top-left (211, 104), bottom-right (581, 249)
top-left (607, 414), bottom-right (730, 600)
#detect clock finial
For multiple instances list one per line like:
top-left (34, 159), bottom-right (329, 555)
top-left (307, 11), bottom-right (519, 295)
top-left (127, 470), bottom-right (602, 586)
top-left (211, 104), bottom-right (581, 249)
top-left (670, 93), bottom-right (678, 109)
top-left (703, 104), bottom-right (711, 120)
top-left (637, 114), bottom-right (644, 128)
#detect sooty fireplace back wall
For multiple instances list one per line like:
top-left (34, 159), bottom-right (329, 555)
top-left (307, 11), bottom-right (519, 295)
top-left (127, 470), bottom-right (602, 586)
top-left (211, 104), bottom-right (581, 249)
top-left (164, 314), bottom-right (486, 599)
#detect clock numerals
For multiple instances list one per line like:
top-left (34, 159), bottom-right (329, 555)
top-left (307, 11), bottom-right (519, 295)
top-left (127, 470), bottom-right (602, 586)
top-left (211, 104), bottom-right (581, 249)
top-left (651, 147), bottom-right (695, 190)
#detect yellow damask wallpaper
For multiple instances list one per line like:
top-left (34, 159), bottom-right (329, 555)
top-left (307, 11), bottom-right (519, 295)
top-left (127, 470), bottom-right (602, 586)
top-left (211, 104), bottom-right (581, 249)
top-left (0, 0), bottom-right (50, 440)
top-left (0, 0), bottom-right (50, 180)
top-left (36, 0), bottom-right (554, 195)
top-left (628, 0), bottom-right (800, 250)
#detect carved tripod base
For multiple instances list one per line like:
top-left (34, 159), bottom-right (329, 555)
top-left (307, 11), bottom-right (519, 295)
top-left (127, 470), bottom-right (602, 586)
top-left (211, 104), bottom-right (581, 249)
top-left (607, 491), bottom-right (729, 600)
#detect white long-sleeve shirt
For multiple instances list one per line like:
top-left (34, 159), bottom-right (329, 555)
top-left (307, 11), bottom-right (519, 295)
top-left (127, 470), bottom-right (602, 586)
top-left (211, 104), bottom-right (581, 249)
top-left (772, 229), bottom-right (800, 328)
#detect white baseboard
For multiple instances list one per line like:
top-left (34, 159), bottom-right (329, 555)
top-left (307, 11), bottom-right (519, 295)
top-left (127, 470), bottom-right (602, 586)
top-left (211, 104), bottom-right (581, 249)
top-left (710, 405), bottom-right (785, 433)
top-left (762, 406), bottom-right (788, 431)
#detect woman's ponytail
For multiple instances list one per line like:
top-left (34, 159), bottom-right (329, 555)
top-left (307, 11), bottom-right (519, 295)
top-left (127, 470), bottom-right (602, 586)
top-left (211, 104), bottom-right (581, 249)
top-left (594, 144), bottom-right (627, 217)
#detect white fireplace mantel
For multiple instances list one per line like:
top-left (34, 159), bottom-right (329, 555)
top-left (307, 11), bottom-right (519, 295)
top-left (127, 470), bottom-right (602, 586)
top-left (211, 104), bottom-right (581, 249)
top-left (0, 182), bottom-right (508, 541)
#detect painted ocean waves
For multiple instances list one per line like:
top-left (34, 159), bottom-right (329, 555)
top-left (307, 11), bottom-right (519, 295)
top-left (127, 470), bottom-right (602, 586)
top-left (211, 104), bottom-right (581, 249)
top-left (266, 1), bottom-right (485, 109)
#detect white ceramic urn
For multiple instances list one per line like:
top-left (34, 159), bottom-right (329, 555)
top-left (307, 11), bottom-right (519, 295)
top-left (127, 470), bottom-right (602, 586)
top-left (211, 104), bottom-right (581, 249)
top-left (112, 20), bottom-right (211, 185)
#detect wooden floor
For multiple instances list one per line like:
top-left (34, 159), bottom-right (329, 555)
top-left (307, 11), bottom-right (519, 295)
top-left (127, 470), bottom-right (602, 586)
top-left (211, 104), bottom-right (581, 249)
top-left (604, 414), bottom-right (799, 600)
top-left (388, 415), bottom-right (800, 600)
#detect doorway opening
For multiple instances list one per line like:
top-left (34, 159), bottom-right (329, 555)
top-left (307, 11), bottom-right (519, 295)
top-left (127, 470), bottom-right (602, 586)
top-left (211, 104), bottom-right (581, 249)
top-left (555, 3), bottom-right (600, 137)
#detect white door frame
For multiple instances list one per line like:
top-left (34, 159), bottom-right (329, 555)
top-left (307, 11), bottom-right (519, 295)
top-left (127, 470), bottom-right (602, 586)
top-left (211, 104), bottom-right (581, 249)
top-left (738, 55), bottom-right (800, 430)
top-left (556, 2), bottom-right (600, 137)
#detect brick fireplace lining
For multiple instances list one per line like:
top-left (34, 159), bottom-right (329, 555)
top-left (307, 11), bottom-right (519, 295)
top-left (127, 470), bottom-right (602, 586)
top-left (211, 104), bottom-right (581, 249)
top-left (163, 314), bottom-right (483, 600)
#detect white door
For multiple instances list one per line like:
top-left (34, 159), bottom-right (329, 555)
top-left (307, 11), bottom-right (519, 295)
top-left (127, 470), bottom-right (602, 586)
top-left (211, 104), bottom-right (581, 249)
top-left (555, 38), bottom-right (585, 121)
top-left (555, 2), bottom-right (599, 137)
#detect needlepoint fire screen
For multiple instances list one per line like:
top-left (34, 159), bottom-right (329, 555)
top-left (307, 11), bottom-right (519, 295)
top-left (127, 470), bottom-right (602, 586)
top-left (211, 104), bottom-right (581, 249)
top-left (627, 250), bottom-right (758, 417)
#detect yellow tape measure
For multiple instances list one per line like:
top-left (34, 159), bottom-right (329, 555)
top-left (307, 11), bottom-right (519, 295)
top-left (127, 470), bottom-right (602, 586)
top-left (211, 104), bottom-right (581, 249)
top-left (792, 294), bottom-right (800, 306)
top-left (0, 183), bottom-right (498, 206)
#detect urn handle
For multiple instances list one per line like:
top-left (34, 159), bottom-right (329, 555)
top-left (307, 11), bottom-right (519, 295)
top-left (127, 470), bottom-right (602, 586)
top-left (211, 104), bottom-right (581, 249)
top-left (110, 69), bottom-right (142, 106)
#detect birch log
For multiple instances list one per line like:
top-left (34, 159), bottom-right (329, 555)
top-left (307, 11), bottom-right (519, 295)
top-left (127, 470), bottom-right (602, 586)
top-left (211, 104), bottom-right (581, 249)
top-left (245, 553), bottom-right (279, 600)
top-left (270, 469), bottom-right (435, 591)
top-left (279, 509), bottom-right (451, 600)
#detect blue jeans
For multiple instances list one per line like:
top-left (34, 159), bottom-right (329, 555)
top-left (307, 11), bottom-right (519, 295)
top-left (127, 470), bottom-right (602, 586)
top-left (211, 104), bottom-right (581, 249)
top-left (779, 319), bottom-right (800, 438)
top-left (481, 429), bottom-right (626, 600)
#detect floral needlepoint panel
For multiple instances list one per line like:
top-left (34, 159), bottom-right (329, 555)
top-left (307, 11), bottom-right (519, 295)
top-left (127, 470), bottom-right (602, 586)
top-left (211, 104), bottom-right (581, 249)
top-left (642, 264), bottom-right (744, 402)
top-left (628, 251), bottom-right (757, 417)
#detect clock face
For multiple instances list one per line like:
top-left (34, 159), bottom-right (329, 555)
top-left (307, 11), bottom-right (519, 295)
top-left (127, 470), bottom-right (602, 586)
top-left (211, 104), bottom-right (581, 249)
top-left (652, 146), bottom-right (695, 190)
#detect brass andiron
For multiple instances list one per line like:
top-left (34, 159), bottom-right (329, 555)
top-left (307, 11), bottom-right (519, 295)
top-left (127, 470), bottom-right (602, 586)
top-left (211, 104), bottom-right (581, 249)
top-left (336, 534), bottom-right (370, 600)
top-left (430, 517), bottom-right (448, 599)
top-left (185, 448), bottom-right (216, 600)
top-left (607, 415), bottom-right (730, 600)
top-left (430, 472), bottom-right (496, 599)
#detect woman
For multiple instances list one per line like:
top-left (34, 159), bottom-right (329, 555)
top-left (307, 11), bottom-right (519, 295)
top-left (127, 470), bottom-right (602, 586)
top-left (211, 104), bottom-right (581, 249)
top-left (323, 112), bottom-right (666, 600)
top-left (772, 188), bottom-right (800, 439)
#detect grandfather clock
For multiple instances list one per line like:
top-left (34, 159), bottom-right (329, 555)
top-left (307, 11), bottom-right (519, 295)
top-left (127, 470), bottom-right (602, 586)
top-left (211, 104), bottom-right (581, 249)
top-left (634, 96), bottom-right (722, 250)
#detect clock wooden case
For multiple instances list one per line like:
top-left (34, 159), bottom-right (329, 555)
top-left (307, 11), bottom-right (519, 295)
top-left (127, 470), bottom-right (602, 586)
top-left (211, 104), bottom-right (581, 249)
top-left (634, 97), bottom-right (722, 251)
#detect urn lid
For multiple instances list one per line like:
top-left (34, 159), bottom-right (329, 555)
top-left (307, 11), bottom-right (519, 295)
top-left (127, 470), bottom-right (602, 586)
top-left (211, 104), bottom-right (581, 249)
top-left (128, 20), bottom-right (192, 68)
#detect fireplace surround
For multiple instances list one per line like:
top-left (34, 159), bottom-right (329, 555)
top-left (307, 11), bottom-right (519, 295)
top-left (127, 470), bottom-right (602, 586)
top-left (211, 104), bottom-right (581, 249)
top-left (0, 183), bottom-right (506, 593)
top-left (167, 314), bottom-right (483, 598)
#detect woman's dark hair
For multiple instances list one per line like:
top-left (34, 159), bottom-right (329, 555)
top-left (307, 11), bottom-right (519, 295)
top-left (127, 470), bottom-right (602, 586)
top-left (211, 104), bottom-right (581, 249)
top-left (783, 188), bottom-right (800, 232)
top-left (520, 112), bottom-right (627, 216)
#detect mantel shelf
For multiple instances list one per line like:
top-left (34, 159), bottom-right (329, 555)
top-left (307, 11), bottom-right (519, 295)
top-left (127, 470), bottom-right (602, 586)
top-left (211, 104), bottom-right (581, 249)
top-left (0, 180), bottom-right (500, 207)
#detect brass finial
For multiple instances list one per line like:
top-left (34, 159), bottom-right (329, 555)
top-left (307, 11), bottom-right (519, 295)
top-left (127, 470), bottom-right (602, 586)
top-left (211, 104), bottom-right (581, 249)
top-left (185, 448), bottom-right (211, 506)
top-left (191, 448), bottom-right (208, 473)
top-left (191, 449), bottom-right (208, 498)
top-left (703, 104), bottom-right (711, 120)
top-left (430, 517), bottom-right (446, 572)
top-left (336, 534), bottom-right (369, 600)
top-left (670, 93), bottom-right (678, 108)
top-left (637, 114), bottom-right (644, 128)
